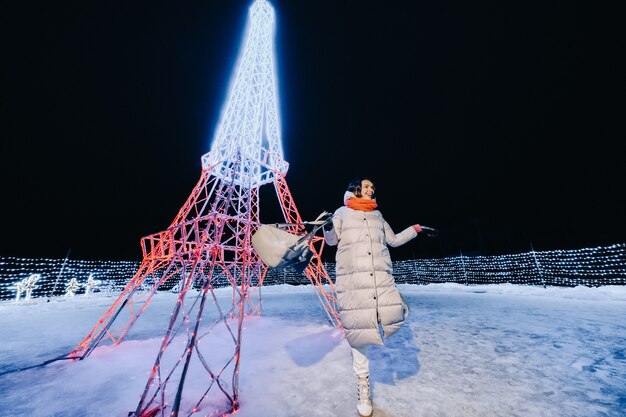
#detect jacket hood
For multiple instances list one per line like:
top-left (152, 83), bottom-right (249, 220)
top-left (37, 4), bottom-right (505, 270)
top-left (343, 191), bottom-right (356, 205)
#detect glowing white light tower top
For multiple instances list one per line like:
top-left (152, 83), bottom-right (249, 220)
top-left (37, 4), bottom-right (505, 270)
top-left (203, 0), bottom-right (287, 186)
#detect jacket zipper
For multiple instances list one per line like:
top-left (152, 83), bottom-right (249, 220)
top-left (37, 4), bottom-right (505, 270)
top-left (364, 215), bottom-right (382, 336)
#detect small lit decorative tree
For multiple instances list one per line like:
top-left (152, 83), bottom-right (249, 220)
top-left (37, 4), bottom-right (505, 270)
top-left (84, 273), bottom-right (102, 295)
top-left (64, 278), bottom-right (80, 297)
top-left (12, 273), bottom-right (41, 302)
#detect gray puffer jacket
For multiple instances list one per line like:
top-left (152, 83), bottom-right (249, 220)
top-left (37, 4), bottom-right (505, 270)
top-left (324, 192), bottom-right (417, 348)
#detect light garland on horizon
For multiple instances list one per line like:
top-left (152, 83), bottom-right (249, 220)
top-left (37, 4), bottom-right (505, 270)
top-left (389, 243), bottom-right (626, 286)
top-left (0, 257), bottom-right (140, 302)
top-left (0, 243), bottom-right (625, 302)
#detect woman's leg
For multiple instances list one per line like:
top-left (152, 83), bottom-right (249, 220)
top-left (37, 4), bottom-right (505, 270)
top-left (351, 346), bottom-right (373, 416)
top-left (351, 346), bottom-right (370, 377)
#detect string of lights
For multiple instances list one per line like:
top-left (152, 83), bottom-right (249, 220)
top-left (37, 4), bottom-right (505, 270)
top-left (389, 243), bottom-right (626, 286)
top-left (0, 257), bottom-right (141, 301)
top-left (1, 243), bottom-right (624, 302)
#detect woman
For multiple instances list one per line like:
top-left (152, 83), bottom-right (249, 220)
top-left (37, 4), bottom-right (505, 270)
top-left (323, 177), bottom-right (422, 417)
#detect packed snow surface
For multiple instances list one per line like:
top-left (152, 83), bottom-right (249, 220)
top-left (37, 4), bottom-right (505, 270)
top-left (1, 283), bottom-right (625, 417)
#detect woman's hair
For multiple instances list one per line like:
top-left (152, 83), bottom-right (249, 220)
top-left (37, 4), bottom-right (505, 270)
top-left (347, 177), bottom-right (375, 198)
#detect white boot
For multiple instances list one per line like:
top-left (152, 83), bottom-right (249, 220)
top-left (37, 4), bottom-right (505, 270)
top-left (356, 376), bottom-right (373, 417)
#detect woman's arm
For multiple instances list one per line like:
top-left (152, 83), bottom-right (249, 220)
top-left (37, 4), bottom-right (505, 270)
top-left (323, 211), bottom-right (342, 246)
top-left (383, 221), bottom-right (418, 247)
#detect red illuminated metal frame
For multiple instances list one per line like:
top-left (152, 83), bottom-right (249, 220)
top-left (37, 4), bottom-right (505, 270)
top-left (68, 151), bottom-right (340, 417)
top-left (273, 175), bottom-right (341, 327)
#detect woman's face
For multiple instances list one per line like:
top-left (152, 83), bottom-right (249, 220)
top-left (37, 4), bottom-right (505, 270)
top-left (360, 180), bottom-right (375, 200)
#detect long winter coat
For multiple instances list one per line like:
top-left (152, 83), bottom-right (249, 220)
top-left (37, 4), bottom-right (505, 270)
top-left (323, 192), bottom-right (417, 348)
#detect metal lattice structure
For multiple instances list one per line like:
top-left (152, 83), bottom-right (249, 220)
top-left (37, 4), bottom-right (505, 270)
top-left (66, 1), bottom-right (341, 416)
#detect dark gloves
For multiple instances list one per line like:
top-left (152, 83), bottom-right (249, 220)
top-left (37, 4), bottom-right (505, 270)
top-left (320, 211), bottom-right (334, 231)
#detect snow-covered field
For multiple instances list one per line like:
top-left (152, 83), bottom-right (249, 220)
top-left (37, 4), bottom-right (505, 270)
top-left (1, 283), bottom-right (625, 417)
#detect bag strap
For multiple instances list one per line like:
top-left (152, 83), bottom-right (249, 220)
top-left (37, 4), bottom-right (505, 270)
top-left (270, 211), bottom-right (333, 245)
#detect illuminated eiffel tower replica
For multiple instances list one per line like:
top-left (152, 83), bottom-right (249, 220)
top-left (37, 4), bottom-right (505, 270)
top-left (68, 1), bottom-right (340, 416)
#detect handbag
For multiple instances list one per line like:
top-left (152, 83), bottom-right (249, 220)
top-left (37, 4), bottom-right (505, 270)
top-left (251, 212), bottom-right (332, 274)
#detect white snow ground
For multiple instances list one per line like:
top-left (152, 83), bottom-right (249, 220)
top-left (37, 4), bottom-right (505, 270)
top-left (1, 283), bottom-right (625, 417)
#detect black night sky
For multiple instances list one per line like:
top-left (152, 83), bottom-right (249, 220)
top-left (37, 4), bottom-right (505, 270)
top-left (1, 1), bottom-right (624, 261)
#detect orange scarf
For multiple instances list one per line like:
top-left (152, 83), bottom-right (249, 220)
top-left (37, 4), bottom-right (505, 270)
top-left (346, 197), bottom-right (378, 212)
